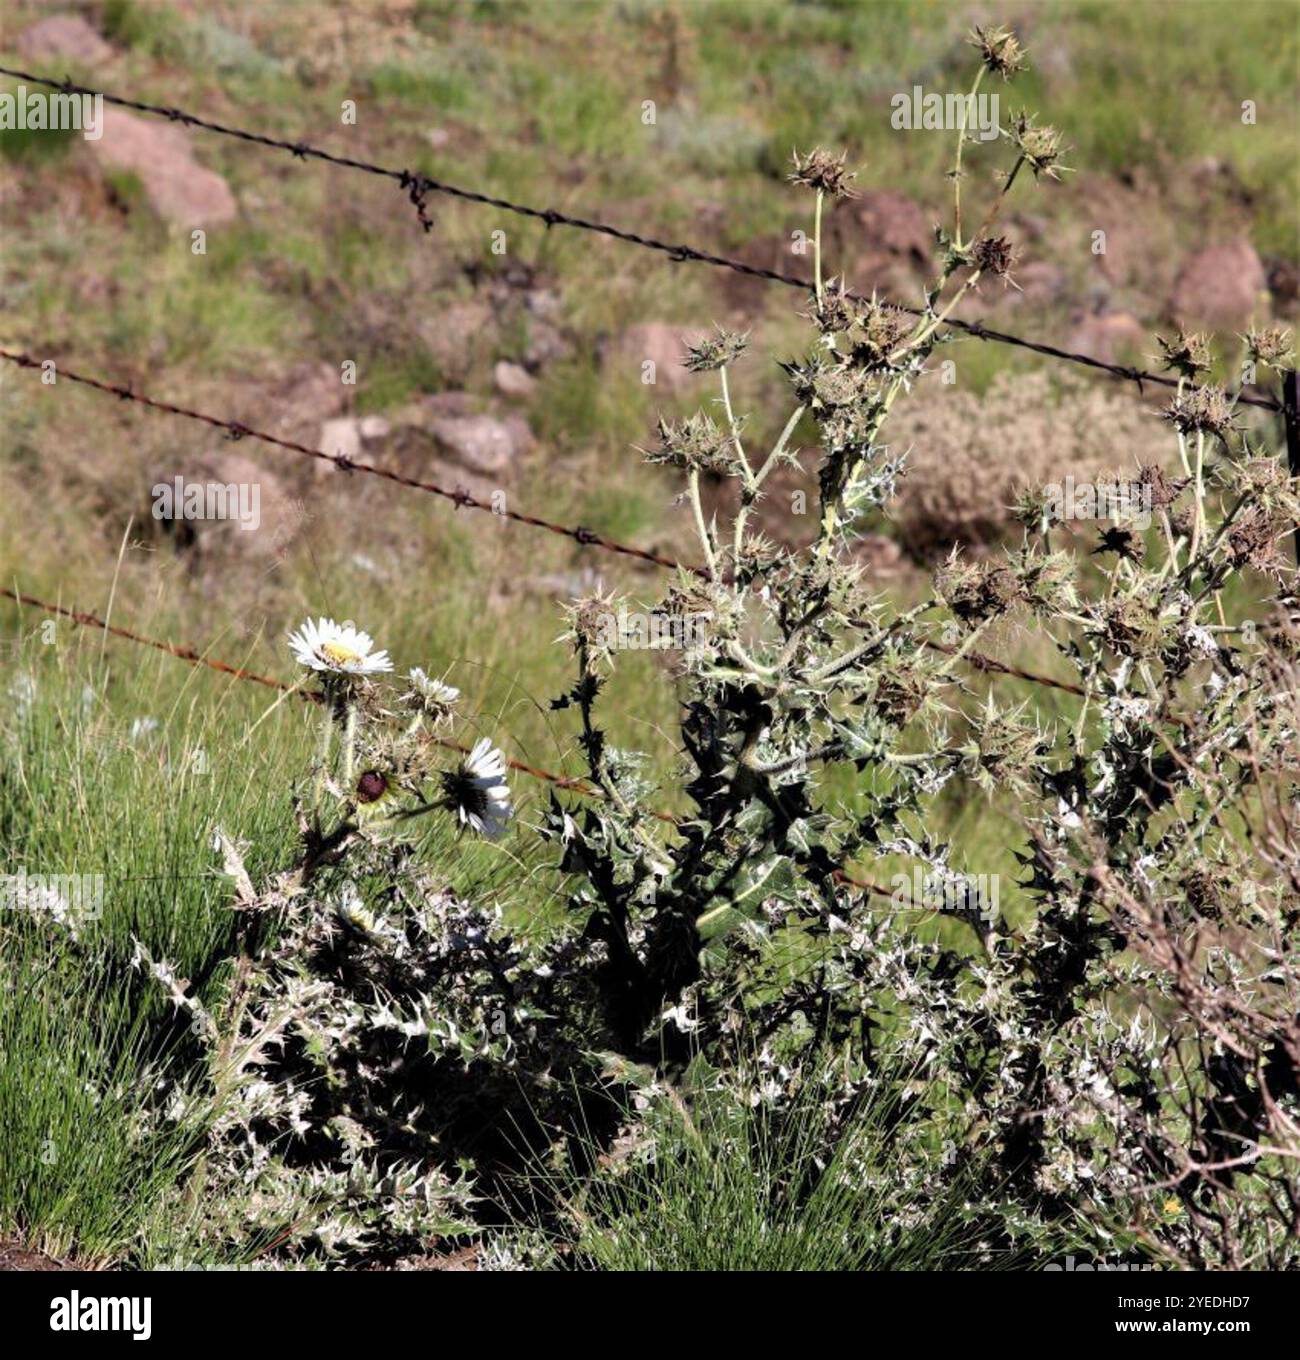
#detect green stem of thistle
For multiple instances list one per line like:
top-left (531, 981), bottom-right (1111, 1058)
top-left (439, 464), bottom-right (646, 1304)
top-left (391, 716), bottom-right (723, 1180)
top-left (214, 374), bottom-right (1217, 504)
top-left (1189, 430), bottom-right (1206, 564)
top-left (311, 699), bottom-right (334, 816)
top-left (733, 404), bottom-right (803, 571)
top-left (719, 365), bottom-right (748, 473)
top-left (893, 269), bottom-right (984, 361)
top-left (341, 701), bottom-right (358, 792)
top-left (953, 66), bottom-right (985, 250)
top-left (932, 616), bottom-right (995, 678)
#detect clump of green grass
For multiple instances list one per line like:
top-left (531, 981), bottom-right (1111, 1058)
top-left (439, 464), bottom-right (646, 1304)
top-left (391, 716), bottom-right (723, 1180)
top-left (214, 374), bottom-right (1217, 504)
top-left (530, 1069), bottom-right (1053, 1271)
top-left (0, 931), bottom-right (204, 1264)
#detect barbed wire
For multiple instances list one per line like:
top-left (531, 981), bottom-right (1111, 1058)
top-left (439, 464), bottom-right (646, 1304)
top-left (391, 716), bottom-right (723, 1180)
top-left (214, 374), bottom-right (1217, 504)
top-left (0, 63), bottom-right (1284, 415)
top-left (0, 348), bottom-right (682, 572)
top-left (0, 347), bottom-right (1089, 701)
top-left (0, 584), bottom-right (899, 898)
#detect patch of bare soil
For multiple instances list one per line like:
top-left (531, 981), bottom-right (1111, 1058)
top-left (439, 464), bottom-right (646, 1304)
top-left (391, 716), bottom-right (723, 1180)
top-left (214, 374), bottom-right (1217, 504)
top-left (0, 1239), bottom-right (76, 1271)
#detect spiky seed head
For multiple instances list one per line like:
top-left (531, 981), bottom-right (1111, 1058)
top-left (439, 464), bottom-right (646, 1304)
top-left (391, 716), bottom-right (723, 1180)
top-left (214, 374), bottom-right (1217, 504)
top-left (682, 326), bottom-right (750, 372)
top-left (969, 25), bottom-right (1027, 79)
top-left (1155, 329), bottom-right (1213, 379)
top-left (788, 148), bottom-right (859, 199)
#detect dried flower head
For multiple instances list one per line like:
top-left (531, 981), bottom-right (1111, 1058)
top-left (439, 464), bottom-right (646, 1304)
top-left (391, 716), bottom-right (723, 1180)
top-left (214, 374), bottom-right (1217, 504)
top-left (936, 551), bottom-right (1024, 625)
top-left (1244, 324), bottom-right (1294, 371)
top-left (846, 294), bottom-right (914, 367)
top-left (683, 326), bottom-right (750, 373)
top-left (971, 234), bottom-right (1021, 286)
top-left (788, 147), bottom-right (859, 199)
top-left (807, 277), bottom-right (858, 334)
top-left (969, 24), bottom-right (1027, 79)
top-left (645, 412), bottom-right (737, 476)
top-left (562, 588), bottom-right (622, 670)
top-left (1155, 330), bottom-right (1213, 379)
top-left (1161, 384), bottom-right (1234, 439)
top-left (1092, 524), bottom-right (1143, 563)
top-left (1136, 462), bottom-right (1187, 511)
top-left (1008, 111), bottom-right (1068, 181)
top-left (1099, 592), bottom-right (1162, 656)
top-left (1225, 509), bottom-right (1289, 580)
top-left (403, 667), bottom-right (460, 723)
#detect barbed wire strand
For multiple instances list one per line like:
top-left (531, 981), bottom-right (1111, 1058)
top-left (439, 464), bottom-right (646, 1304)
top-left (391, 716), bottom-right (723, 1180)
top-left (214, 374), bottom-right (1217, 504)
top-left (0, 584), bottom-right (896, 898)
top-left (0, 64), bottom-right (1283, 415)
top-left (0, 348), bottom-right (682, 572)
top-left (0, 347), bottom-right (1087, 700)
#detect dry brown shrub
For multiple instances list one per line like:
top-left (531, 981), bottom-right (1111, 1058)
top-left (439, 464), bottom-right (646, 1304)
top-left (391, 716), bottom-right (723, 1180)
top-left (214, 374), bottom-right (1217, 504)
top-left (886, 372), bottom-right (1172, 559)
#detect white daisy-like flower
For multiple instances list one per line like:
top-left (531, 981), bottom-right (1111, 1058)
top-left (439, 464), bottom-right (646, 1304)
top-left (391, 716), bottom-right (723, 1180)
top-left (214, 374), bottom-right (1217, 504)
top-left (287, 617), bottom-right (393, 675)
top-left (442, 738), bottom-right (512, 838)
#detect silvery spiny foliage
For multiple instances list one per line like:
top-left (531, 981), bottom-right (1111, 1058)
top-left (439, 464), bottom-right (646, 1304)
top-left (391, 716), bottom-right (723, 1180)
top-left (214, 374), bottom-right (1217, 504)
top-left (514, 33), bottom-right (1298, 1267)
top-left (129, 653), bottom-right (539, 1262)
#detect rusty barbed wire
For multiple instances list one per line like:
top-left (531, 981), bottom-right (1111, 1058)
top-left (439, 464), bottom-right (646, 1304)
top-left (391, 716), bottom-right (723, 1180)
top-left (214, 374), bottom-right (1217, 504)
top-left (0, 348), bottom-right (683, 573)
top-left (0, 64), bottom-right (1284, 415)
top-left (0, 585), bottom-right (901, 897)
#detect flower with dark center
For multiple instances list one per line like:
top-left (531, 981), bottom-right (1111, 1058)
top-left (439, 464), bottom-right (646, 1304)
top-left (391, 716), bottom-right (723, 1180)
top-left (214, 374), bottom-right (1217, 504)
top-left (441, 738), bottom-right (512, 839)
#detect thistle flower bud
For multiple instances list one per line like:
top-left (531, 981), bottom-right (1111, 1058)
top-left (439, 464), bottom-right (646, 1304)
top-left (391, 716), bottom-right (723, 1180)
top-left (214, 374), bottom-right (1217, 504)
top-left (936, 551), bottom-right (1024, 625)
top-left (846, 294), bottom-right (913, 368)
top-left (1008, 112), bottom-right (1068, 181)
top-left (1244, 324), bottom-right (1294, 371)
top-left (644, 412), bottom-right (738, 476)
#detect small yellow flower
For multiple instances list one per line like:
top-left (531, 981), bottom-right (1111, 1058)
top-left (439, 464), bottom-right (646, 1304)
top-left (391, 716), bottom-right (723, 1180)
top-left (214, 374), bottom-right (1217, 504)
top-left (1162, 1198), bottom-right (1182, 1216)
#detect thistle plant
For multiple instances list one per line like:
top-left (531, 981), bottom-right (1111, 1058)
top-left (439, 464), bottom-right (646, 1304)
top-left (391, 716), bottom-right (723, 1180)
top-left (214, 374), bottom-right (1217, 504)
top-left (128, 619), bottom-right (530, 1262)
top-left (517, 29), bottom-right (1300, 1267)
top-left (532, 31), bottom-right (1063, 1074)
top-left (110, 28), bottom-right (1300, 1268)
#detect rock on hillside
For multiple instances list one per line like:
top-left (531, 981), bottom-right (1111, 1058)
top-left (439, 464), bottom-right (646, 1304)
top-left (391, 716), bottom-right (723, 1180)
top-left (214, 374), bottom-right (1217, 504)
top-left (91, 107), bottom-right (237, 227)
